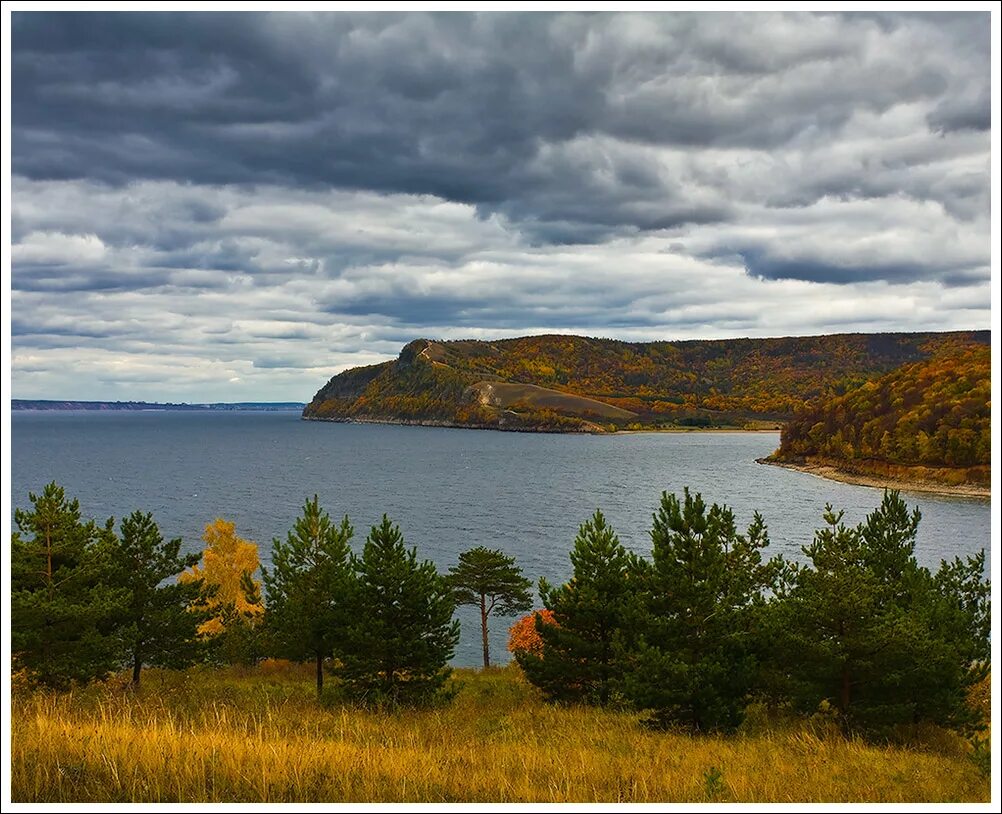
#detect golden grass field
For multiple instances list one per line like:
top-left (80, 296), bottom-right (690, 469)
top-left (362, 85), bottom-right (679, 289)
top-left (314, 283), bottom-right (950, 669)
top-left (10, 662), bottom-right (990, 803)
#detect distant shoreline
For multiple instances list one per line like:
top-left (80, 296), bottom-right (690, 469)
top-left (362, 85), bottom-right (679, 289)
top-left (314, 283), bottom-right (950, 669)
top-left (12, 400), bottom-right (305, 412)
top-left (757, 457), bottom-right (990, 499)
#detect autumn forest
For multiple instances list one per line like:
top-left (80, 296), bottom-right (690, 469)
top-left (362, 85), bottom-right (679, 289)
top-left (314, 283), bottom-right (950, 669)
top-left (304, 331), bottom-right (990, 488)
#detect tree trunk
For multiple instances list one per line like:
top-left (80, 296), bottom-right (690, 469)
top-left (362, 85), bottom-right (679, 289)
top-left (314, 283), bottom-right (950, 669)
top-left (316, 651), bottom-right (324, 697)
top-left (840, 663), bottom-right (851, 714)
top-left (132, 650), bottom-right (142, 686)
top-left (45, 528), bottom-right (53, 594)
top-left (599, 626), bottom-right (610, 706)
top-left (480, 594), bottom-right (490, 669)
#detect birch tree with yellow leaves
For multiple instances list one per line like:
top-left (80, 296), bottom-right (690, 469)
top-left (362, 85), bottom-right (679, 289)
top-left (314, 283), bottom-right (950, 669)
top-left (181, 518), bottom-right (264, 664)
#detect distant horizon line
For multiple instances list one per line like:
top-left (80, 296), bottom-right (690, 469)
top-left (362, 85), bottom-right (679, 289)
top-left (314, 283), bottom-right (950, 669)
top-left (11, 399), bottom-right (306, 408)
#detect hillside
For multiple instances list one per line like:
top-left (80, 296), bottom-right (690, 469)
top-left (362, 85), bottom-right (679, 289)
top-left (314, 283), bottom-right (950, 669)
top-left (766, 344), bottom-right (990, 490)
top-left (303, 331), bottom-right (988, 433)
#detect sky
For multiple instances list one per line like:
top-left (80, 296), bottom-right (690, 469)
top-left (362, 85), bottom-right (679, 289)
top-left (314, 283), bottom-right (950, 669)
top-left (8, 10), bottom-right (993, 402)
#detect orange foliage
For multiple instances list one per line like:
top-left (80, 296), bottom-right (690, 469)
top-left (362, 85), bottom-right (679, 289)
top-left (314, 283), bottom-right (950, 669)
top-left (180, 518), bottom-right (263, 636)
top-left (304, 332), bottom-right (988, 431)
top-left (507, 609), bottom-right (556, 657)
top-left (777, 345), bottom-right (990, 476)
top-left (257, 658), bottom-right (297, 676)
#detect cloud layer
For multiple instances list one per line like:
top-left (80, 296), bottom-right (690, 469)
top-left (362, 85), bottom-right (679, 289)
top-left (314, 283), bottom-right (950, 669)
top-left (10, 11), bottom-right (991, 400)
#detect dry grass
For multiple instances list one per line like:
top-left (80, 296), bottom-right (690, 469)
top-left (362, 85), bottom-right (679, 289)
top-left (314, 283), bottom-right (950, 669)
top-left (10, 663), bottom-right (989, 803)
top-left (469, 380), bottom-right (638, 419)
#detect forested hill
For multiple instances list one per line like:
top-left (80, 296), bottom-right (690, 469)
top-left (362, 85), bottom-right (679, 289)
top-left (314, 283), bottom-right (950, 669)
top-left (303, 331), bottom-right (988, 433)
top-left (769, 344), bottom-right (990, 487)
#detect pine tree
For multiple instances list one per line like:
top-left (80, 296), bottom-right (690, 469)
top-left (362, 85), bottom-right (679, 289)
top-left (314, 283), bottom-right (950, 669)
top-left (336, 515), bottom-right (460, 707)
top-left (263, 495), bottom-right (354, 697)
top-left (106, 511), bottom-right (211, 685)
top-left (624, 488), bottom-right (780, 731)
top-left (770, 490), bottom-right (990, 734)
top-left (11, 483), bottom-right (127, 688)
top-left (923, 551), bottom-right (991, 733)
top-left (447, 547), bottom-right (533, 669)
top-left (517, 510), bottom-right (639, 705)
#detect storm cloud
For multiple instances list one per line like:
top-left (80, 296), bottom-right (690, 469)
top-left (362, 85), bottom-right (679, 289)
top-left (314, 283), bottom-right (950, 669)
top-left (9, 11), bottom-right (991, 400)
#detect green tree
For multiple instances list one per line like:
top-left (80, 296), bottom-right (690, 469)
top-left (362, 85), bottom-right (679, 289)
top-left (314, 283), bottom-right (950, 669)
top-left (336, 515), bottom-right (460, 707)
top-left (11, 483), bottom-right (127, 688)
top-left (517, 510), bottom-right (639, 705)
top-left (107, 511), bottom-right (212, 685)
top-left (770, 490), bottom-right (990, 734)
top-left (625, 489), bottom-right (780, 731)
top-left (447, 547), bottom-right (533, 669)
top-left (212, 572), bottom-right (265, 667)
top-left (923, 551), bottom-right (991, 734)
top-left (263, 495), bottom-right (354, 697)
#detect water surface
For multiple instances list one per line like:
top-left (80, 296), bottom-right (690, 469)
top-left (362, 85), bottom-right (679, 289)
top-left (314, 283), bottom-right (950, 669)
top-left (11, 411), bottom-right (991, 666)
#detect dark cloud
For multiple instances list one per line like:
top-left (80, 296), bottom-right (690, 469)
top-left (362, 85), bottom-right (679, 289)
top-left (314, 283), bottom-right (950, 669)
top-left (740, 253), bottom-right (941, 286)
top-left (13, 266), bottom-right (174, 293)
top-left (12, 11), bottom-right (989, 249)
top-left (8, 12), bottom-right (992, 400)
top-left (927, 88), bottom-right (992, 134)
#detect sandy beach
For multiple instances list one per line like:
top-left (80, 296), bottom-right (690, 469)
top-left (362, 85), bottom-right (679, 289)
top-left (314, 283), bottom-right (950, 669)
top-left (758, 457), bottom-right (990, 499)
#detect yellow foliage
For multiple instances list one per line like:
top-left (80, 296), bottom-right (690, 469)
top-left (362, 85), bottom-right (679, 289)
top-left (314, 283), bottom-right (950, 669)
top-left (304, 332), bottom-right (988, 431)
top-left (180, 518), bottom-right (263, 636)
top-left (9, 665), bottom-right (989, 803)
top-left (968, 674), bottom-right (990, 723)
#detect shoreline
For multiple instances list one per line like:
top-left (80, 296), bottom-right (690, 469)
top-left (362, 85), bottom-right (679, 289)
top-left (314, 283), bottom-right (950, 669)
top-left (302, 414), bottom-right (595, 434)
top-left (302, 414), bottom-right (782, 435)
top-left (611, 427), bottom-right (781, 435)
top-left (758, 457), bottom-right (990, 499)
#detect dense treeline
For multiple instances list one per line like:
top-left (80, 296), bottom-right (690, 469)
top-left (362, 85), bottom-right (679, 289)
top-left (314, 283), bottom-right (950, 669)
top-left (513, 492), bottom-right (988, 736)
top-left (12, 483), bottom-right (989, 740)
top-left (12, 485), bottom-right (458, 706)
top-left (773, 345), bottom-right (990, 484)
top-left (304, 331), bottom-right (988, 431)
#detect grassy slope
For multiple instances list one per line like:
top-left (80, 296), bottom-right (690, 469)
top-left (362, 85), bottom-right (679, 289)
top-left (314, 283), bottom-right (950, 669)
top-left (303, 331), bottom-right (988, 432)
top-left (11, 664), bottom-right (988, 803)
top-left (469, 381), bottom-right (638, 420)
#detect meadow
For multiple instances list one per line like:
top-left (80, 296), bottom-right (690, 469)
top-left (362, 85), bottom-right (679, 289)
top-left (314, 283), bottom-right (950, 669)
top-left (11, 662), bottom-right (990, 803)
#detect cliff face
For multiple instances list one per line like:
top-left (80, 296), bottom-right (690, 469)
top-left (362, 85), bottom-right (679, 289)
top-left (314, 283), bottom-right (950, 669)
top-left (303, 331), bottom-right (989, 434)
top-left (308, 360), bottom-right (392, 404)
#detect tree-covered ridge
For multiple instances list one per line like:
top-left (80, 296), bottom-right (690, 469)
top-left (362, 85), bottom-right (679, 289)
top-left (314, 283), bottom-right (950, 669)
top-left (303, 331), bottom-right (988, 431)
top-left (772, 345), bottom-right (990, 483)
